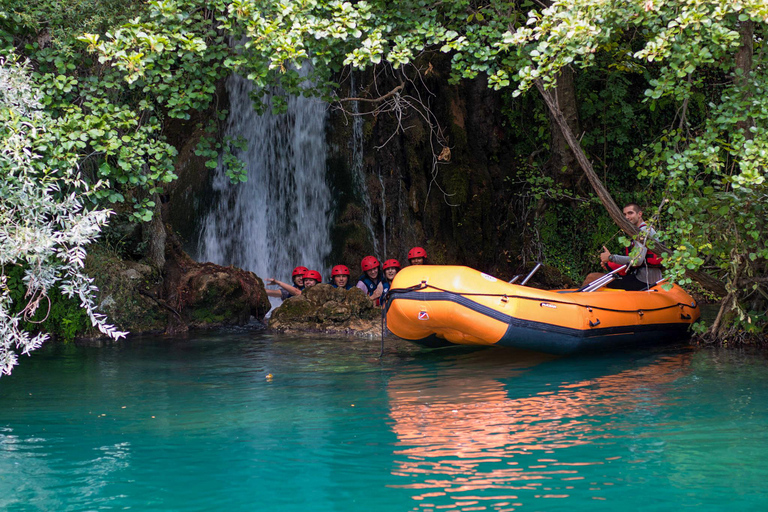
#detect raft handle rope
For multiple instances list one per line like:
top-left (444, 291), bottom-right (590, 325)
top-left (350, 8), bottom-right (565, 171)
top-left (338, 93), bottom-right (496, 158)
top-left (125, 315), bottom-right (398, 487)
top-left (379, 302), bottom-right (386, 358)
top-left (385, 280), bottom-right (697, 315)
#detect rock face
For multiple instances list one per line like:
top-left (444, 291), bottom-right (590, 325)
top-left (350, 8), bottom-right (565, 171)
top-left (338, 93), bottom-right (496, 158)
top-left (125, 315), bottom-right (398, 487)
top-left (161, 231), bottom-right (271, 333)
top-left (86, 228), bottom-right (271, 337)
top-left (85, 246), bottom-right (168, 335)
top-left (268, 284), bottom-right (383, 335)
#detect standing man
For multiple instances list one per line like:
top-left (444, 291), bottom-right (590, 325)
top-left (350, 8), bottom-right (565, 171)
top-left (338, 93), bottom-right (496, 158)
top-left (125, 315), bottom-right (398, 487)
top-left (596, 203), bottom-right (664, 291)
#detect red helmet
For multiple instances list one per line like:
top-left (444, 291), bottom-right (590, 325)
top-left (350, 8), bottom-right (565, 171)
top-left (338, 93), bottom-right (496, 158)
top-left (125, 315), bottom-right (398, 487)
top-left (331, 265), bottom-right (350, 276)
top-left (408, 247), bottom-right (427, 260)
top-left (303, 270), bottom-right (322, 282)
top-left (292, 266), bottom-right (308, 277)
top-left (382, 259), bottom-right (401, 270)
top-left (361, 256), bottom-right (381, 272)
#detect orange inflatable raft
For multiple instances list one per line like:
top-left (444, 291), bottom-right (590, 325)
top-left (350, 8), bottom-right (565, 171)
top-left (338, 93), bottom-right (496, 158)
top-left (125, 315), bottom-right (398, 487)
top-left (385, 265), bottom-right (700, 354)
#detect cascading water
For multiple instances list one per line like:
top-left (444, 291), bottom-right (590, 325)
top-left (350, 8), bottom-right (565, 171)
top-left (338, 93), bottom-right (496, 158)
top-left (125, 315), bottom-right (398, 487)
top-left (197, 71), bottom-right (332, 308)
top-left (377, 171), bottom-right (387, 258)
top-left (350, 73), bottom-right (380, 257)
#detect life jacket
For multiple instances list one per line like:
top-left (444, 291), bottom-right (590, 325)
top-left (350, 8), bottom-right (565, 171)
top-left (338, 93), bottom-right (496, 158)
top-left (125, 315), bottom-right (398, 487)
top-left (357, 274), bottom-right (381, 296)
top-left (331, 282), bottom-right (354, 290)
top-left (605, 223), bottom-right (663, 276)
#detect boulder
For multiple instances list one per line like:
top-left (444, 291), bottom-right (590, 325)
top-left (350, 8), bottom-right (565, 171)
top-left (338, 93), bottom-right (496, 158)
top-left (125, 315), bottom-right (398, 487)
top-left (85, 229), bottom-right (271, 338)
top-left (269, 284), bottom-right (382, 335)
top-left (162, 232), bottom-right (271, 332)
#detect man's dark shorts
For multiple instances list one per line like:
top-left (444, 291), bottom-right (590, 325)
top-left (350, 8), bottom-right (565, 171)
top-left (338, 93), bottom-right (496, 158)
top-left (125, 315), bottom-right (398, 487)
top-left (605, 274), bottom-right (651, 291)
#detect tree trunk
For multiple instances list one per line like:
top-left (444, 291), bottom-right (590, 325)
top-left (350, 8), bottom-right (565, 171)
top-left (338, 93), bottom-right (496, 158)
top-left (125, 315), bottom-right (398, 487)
top-left (534, 79), bottom-right (727, 297)
top-left (542, 68), bottom-right (581, 188)
top-left (144, 192), bottom-right (167, 270)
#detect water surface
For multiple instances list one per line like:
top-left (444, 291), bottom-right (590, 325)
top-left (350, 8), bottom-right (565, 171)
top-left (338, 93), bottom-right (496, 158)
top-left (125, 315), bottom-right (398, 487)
top-left (2, 332), bottom-right (767, 511)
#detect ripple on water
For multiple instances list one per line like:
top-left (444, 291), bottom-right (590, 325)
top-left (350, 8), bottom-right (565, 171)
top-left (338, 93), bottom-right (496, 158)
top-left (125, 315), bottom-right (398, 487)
top-left (1, 334), bottom-right (768, 511)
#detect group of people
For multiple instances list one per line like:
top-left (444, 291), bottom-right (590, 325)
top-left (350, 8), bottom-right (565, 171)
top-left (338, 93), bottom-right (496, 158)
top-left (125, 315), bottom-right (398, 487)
top-left (265, 246), bottom-right (429, 305)
top-left (267, 202), bottom-right (661, 305)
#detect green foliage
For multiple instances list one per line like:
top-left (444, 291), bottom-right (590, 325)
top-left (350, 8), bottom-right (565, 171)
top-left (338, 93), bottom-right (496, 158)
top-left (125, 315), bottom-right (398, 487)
top-left (5, 0), bottom-right (768, 343)
top-left (4, 266), bottom-right (90, 342)
top-left (195, 120), bottom-right (248, 184)
top-left (1, 56), bottom-right (125, 375)
top-left (535, 200), bottom-right (614, 282)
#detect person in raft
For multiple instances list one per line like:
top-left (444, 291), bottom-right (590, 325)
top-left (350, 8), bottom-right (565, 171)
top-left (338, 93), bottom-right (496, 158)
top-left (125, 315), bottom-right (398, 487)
top-left (381, 259), bottom-right (401, 298)
top-left (356, 256), bottom-right (384, 303)
top-left (330, 265), bottom-right (354, 290)
top-left (588, 203), bottom-right (663, 291)
top-left (407, 246), bottom-right (428, 265)
top-left (265, 266), bottom-right (306, 300)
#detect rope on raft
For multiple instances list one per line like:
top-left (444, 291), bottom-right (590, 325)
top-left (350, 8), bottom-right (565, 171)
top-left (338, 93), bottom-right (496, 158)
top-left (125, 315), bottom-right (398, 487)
top-left (385, 281), bottom-right (697, 315)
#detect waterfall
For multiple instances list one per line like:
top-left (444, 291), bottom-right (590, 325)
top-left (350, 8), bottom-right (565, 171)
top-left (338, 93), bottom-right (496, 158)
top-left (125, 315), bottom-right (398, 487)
top-left (350, 73), bottom-right (380, 257)
top-left (197, 71), bottom-right (332, 303)
top-left (378, 171), bottom-right (387, 258)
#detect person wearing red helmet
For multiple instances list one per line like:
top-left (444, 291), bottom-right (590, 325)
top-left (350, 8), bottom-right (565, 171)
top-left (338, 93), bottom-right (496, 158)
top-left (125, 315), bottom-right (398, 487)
top-left (330, 265), bottom-right (353, 290)
top-left (381, 259), bottom-right (401, 299)
top-left (356, 255), bottom-right (384, 302)
top-left (302, 270), bottom-right (322, 289)
top-left (407, 246), bottom-right (428, 265)
top-left (265, 266), bottom-right (306, 300)
top-left (292, 266), bottom-right (308, 284)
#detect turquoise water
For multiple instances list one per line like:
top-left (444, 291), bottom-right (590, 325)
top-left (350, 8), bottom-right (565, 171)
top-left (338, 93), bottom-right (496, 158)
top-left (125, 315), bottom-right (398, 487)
top-left (2, 332), bottom-right (768, 511)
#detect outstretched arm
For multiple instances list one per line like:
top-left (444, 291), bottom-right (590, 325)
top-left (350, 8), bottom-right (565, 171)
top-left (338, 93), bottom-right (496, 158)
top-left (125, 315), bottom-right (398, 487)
top-left (266, 278), bottom-right (301, 296)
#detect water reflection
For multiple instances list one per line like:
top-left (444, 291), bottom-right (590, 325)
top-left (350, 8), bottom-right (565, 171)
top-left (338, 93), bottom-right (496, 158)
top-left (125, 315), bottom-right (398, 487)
top-left (387, 350), bottom-right (692, 509)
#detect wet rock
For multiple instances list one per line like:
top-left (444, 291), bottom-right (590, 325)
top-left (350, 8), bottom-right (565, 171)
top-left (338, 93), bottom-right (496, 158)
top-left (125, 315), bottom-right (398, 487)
top-left (181, 267), bottom-right (268, 327)
top-left (163, 232), bottom-right (271, 332)
top-left (84, 230), bottom-right (271, 338)
top-left (85, 246), bottom-right (168, 336)
top-left (269, 284), bottom-right (382, 335)
top-left (122, 269), bottom-right (143, 280)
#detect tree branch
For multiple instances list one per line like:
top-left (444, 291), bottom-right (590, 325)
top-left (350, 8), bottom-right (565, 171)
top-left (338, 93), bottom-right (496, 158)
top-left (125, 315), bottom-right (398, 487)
top-left (336, 83), bottom-right (404, 103)
top-left (534, 79), bottom-right (727, 297)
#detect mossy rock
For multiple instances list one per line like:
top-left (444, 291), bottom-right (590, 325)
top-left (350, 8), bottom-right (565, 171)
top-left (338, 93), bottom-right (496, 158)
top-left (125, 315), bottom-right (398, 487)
top-left (181, 267), bottom-right (270, 327)
top-left (302, 283), bottom-right (336, 306)
top-left (85, 246), bottom-right (167, 336)
top-left (319, 301), bottom-right (352, 322)
top-left (270, 295), bottom-right (317, 322)
top-left (343, 287), bottom-right (376, 316)
top-left (268, 284), bottom-right (379, 333)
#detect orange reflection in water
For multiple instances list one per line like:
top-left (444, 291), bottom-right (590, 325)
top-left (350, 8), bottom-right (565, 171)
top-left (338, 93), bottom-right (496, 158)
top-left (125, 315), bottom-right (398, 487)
top-left (387, 352), bottom-right (692, 509)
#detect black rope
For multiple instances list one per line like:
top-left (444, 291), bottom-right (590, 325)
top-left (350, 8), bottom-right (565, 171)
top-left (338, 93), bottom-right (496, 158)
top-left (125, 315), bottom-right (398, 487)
top-left (386, 282), bottom-right (696, 315)
top-left (379, 300), bottom-right (386, 358)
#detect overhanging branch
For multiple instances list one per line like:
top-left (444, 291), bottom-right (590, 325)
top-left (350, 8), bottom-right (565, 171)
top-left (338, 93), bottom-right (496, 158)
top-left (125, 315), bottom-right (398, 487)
top-left (534, 79), bottom-right (727, 297)
top-left (336, 83), bottom-right (404, 103)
